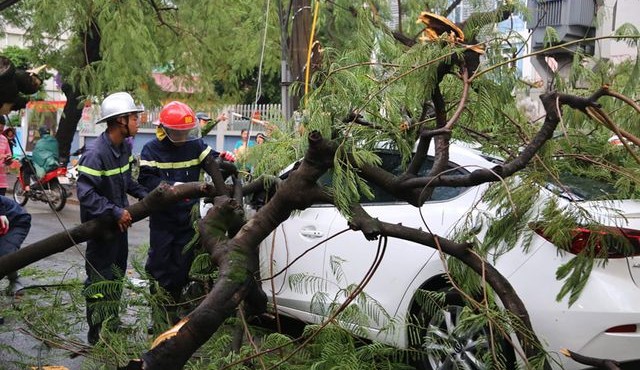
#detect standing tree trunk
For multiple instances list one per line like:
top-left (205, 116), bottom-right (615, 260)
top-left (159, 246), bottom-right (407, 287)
top-left (288, 0), bottom-right (311, 111)
top-left (55, 19), bottom-right (101, 165)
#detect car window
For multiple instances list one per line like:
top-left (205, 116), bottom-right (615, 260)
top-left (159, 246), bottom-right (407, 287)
top-left (546, 173), bottom-right (617, 201)
top-left (317, 150), bottom-right (469, 204)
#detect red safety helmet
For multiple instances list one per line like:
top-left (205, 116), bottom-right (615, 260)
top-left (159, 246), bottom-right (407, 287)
top-left (155, 101), bottom-right (200, 142)
top-left (157, 101), bottom-right (196, 129)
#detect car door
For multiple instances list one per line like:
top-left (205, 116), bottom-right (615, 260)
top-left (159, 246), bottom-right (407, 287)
top-left (258, 168), bottom-right (341, 316)
top-left (320, 152), bottom-right (474, 329)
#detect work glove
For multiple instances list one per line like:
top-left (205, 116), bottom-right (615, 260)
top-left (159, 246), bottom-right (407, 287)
top-left (0, 215), bottom-right (9, 236)
top-left (219, 151), bottom-right (235, 162)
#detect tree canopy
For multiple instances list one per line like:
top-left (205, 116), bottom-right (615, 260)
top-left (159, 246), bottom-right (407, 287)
top-left (1, 0), bottom-right (282, 105)
top-left (1, 1), bottom-right (640, 369)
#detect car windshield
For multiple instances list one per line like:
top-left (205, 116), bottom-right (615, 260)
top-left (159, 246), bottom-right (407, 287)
top-left (545, 173), bottom-right (618, 201)
top-left (318, 150), bottom-right (470, 204)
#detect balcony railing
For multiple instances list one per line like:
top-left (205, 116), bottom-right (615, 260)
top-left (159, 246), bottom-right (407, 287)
top-left (528, 0), bottom-right (596, 54)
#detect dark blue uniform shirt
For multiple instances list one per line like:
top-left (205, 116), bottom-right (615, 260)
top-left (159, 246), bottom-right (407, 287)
top-left (77, 132), bottom-right (148, 222)
top-left (138, 137), bottom-right (218, 230)
top-left (138, 137), bottom-right (219, 290)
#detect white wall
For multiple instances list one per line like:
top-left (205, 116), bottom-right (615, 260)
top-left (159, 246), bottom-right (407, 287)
top-left (1, 24), bottom-right (66, 101)
top-left (595, 0), bottom-right (639, 62)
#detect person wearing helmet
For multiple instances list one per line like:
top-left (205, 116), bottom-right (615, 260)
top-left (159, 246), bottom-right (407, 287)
top-left (76, 92), bottom-right (149, 345)
top-left (196, 111), bottom-right (211, 127)
top-left (196, 110), bottom-right (227, 136)
top-left (138, 101), bottom-right (235, 331)
top-left (20, 125), bottom-right (59, 193)
top-left (32, 126), bottom-right (59, 175)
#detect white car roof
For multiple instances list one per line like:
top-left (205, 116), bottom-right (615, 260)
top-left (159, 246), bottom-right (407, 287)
top-left (282, 141), bottom-right (499, 175)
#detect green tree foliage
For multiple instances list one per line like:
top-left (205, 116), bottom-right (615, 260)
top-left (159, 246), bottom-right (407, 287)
top-left (2, 0), bottom-right (640, 369)
top-left (248, 0), bottom-right (640, 362)
top-left (2, 0), bottom-right (282, 106)
top-left (0, 45), bottom-right (36, 69)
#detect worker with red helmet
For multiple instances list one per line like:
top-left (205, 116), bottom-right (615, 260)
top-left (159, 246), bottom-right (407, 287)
top-left (138, 101), bottom-right (234, 330)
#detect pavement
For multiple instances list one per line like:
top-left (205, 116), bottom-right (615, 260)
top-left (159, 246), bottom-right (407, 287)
top-left (1, 172), bottom-right (151, 370)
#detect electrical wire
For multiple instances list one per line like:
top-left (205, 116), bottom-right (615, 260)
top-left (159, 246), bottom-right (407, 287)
top-left (303, 0), bottom-right (320, 107)
top-left (247, 0), bottom-right (272, 140)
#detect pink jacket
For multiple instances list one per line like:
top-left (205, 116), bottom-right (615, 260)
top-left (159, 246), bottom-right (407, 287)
top-left (0, 135), bottom-right (11, 189)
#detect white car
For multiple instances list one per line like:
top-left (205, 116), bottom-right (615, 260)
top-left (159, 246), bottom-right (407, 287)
top-left (204, 144), bottom-right (640, 369)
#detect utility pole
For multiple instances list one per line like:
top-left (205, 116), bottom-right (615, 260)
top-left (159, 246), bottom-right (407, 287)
top-left (278, 0), bottom-right (312, 121)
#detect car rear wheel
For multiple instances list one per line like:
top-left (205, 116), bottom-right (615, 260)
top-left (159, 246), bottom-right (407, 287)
top-left (409, 287), bottom-right (514, 370)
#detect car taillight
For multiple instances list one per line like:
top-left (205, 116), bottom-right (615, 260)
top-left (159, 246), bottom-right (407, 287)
top-left (532, 225), bottom-right (640, 258)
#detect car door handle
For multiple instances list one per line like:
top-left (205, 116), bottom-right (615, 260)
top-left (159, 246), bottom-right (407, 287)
top-left (300, 228), bottom-right (324, 238)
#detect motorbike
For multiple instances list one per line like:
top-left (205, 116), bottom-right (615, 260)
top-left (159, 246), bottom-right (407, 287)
top-left (65, 145), bottom-right (85, 186)
top-left (12, 157), bottom-right (69, 212)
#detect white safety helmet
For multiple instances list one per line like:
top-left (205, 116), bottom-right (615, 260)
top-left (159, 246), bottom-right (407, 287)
top-left (96, 92), bottom-right (143, 123)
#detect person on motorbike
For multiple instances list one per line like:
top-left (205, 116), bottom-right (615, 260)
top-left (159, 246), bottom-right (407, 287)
top-left (76, 92), bottom-right (148, 345)
top-left (138, 101), bottom-right (235, 331)
top-left (21, 126), bottom-right (59, 193)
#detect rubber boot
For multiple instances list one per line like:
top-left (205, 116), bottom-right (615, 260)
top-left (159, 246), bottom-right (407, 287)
top-left (148, 286), bottom-right (181, 335)
top-left (87, 324), bottom-right (101, 345)
top-left (85, 299), bottom-right (102, 345)
top-left (6, 271), bottom-right (24, 297)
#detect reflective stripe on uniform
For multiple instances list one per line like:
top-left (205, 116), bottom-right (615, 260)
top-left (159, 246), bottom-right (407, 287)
top-left (198, 146), bottom-right (212, 162)
top-left (78, 162), bottom-right (131, 177)
top-left (78, 155), bottom-right (134, 177)
top-left (140, 146), bottom-right (212, 169)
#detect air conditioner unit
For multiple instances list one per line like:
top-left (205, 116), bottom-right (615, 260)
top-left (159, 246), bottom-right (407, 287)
top-left (527, 0), bottom-right (596, 55)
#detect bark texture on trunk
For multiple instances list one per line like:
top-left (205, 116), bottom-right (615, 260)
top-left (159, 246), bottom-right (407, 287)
top-left (140, 131), bottom-right (337, 369)
top-left (55, 20), bottom-right (101, 165)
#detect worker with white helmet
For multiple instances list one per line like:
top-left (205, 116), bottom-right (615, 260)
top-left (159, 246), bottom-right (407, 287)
top-left (76, 91), bottom-right (149, 345)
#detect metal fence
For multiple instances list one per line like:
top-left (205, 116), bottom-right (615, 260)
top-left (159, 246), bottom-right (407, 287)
top-left (226, 104), bottom-right (281, 131)
top-left (138, 103), bottom-right (282, 132)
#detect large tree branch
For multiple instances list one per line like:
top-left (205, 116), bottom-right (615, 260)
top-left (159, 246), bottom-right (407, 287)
top-left (0, 182), bottom-right (216, 277)
top-left (347, 205), bottom-right (550, 369)
top-left (137, 131), bottom-right (337, 369)
top-left (350, 91), bottom-right (601, 207)
top-left (397, 91), bottom-right (600, 190)
top-left (56, 19), bottom-right (101, 165)
top-left (139, 195), bottom-right (261, 370)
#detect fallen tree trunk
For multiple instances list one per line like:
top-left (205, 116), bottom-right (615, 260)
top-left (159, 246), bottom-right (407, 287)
top-left (137, 131), bottom-right (337, 369)
top-left (0, 182), bottom-right (216, 277)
